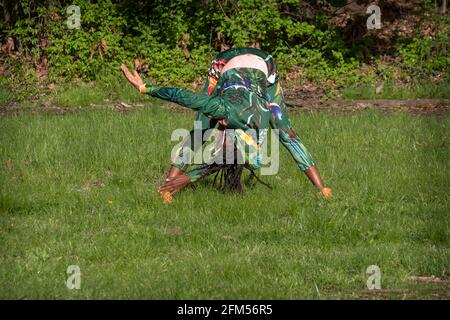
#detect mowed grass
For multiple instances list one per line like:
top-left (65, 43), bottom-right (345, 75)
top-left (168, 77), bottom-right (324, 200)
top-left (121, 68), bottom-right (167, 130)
top-left (0, 106), bottom-right (449, 299)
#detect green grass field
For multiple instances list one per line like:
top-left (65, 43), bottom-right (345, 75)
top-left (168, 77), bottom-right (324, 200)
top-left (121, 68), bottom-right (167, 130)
top-left (0, 105), bottom-right (449, 299)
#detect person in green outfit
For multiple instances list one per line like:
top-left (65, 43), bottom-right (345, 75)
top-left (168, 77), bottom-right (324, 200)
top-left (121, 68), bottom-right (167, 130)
top-left (121, 48), bottom-right (332, 201)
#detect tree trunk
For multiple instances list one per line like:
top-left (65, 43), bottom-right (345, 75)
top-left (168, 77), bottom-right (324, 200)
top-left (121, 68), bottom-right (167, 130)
top-left (442, 0), bottom-right (448, 14)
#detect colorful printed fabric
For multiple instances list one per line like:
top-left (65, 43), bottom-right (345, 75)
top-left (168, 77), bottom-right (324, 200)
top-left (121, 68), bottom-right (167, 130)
top-left (141, 67), bottom-right (272, 182)
top-left (141, 67), bottom-right (271, 130)
top-left (171, 48), bottom-right (316, 176)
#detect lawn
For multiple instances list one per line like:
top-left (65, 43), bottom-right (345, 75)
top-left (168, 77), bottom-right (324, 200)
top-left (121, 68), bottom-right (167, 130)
top-left (0, 105), bottom-right (449, 299)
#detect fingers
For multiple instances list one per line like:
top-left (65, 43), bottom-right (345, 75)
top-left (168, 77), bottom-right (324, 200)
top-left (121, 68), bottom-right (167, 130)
top-left (121, 64), bottom-right (130, 76)
top-left (159, 175), bottom-right (190, 193)
top-left (159, 191), bottom-right (173, 204)
top-left (121, 63), bottom-right (141, 89)
top-left (158, 180), bottom-right (175, 192)
top-left (133, 69), bottom-right (144, 86)
top-left (320, 187), bottom-right (333, 197)
top-left (121, 64), bottom-right (133, 80)
top-left (158, 181), bottom-right (179, 193)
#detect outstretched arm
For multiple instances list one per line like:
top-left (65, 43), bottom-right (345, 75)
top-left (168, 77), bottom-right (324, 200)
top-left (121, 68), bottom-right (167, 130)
top-left (268, 82), bottom-right (332, 197)
top-left (277, 124), bottom-right (332, 197)
top-left (121, 64), bottom-right (227, 116)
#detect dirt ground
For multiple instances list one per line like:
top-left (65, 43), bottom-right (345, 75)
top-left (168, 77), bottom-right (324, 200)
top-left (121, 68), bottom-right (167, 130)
top-left (284, 97), bottom-right (450, 116)
top-left (1, 89), bottom-right (449, 116)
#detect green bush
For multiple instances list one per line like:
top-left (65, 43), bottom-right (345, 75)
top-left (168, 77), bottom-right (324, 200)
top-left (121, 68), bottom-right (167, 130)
top-left (0, 0), bottom-right (448, 98)
top-left (397, 15), bottom-right (450, 77)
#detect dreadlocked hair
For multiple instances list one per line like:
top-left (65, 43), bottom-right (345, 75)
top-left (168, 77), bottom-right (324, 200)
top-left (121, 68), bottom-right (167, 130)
top-left (188, 142), bottom-right (271, 193)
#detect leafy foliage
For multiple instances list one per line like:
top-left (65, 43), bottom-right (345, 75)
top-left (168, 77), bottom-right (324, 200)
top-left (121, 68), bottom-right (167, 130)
top-left (0, 0), bottom-right (448, 98)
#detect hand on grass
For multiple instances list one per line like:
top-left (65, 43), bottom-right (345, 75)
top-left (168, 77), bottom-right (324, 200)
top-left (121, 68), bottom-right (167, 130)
top-left (121, 64), bottom-right (144, 90)
top-left (320, 187), bottom-right (333, 197)
top-left (159, 191), bottom-right (173, 204)
top-left (159, 174), bottom-right (191, 194)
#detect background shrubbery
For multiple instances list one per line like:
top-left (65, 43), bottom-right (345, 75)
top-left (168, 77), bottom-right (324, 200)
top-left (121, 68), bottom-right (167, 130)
top-left (0, 0), bottom-right (449, 103)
